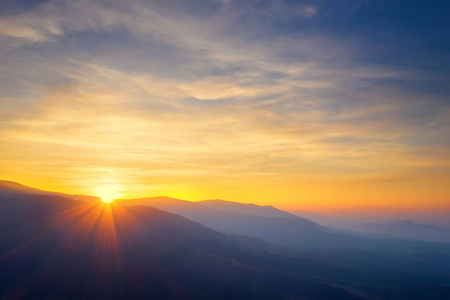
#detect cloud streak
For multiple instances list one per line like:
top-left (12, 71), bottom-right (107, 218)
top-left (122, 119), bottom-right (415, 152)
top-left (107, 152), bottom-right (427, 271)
top-left (0, 0), bottom-right (449, 210)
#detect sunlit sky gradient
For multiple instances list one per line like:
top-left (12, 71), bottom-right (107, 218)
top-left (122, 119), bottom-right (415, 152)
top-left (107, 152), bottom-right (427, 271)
top-left (1, 0), bottom-right (449, 212)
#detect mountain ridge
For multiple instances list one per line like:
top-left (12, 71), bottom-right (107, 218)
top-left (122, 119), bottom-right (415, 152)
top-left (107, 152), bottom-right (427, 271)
top-left (0, 179), bottom-right (100, 203)
top-left (1, 180), bottom-right (450, 299)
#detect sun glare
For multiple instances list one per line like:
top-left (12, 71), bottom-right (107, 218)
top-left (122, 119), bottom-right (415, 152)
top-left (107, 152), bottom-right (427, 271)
top-left (95, 184), bottom-right (124, 204)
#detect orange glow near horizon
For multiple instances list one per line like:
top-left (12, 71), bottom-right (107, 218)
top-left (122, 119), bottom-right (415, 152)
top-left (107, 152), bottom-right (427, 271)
top-left (1, 175), bottom-right (449, 215)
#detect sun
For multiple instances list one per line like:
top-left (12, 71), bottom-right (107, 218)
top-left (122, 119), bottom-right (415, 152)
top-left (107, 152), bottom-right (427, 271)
top-left (94, 184), bottom-right (124, 204)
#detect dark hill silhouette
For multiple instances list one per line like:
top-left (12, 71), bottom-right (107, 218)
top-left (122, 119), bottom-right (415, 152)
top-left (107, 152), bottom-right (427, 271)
top-left (0, 179), bottom-right (100, 202)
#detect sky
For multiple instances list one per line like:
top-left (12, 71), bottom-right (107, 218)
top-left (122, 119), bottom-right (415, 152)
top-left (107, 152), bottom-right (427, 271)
top-left (1, 0), bottom-right (449, 212)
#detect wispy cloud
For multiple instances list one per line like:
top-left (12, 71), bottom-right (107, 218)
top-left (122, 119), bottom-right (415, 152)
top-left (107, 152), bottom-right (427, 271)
top-left (0, 0), bottom-right (449, 209)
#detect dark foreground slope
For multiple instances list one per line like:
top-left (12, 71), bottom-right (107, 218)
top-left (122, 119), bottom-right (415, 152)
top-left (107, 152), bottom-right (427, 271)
top-left (1, 183), bottom-right (450, 300)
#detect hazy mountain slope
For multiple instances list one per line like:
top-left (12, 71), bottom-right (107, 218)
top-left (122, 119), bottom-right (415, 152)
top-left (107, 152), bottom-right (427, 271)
top-left (120, 197), bottom-right (318, 227)
top-left (290, 210), bottom-right (450, 243)
top-left (290, 209), bottom-right (450, 230)
top-left (355, 220), bottom-right (450, 243)
top-left (289, 209), bottom-right (343, 227)
top-left (120, 196), bottom-right (216, 216)
top-left (119, 197), bottom-right (450, 254)
top-left (198, 199), bottom-right (302, 220)
top-left (119, 197), bottom-right (352, 249)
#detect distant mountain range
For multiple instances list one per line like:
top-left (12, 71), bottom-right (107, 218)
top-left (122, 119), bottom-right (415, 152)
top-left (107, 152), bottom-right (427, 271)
top-left (117, 196), bottom-right (328, 248)
top-left (118, 196), bottom-right (450, 252)
top-left (355, 220), bottom-right (450, 242)
top-left (1, 180), bottom-right (450, 300)
top-left (290, 209), bottom-right (450, 243)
